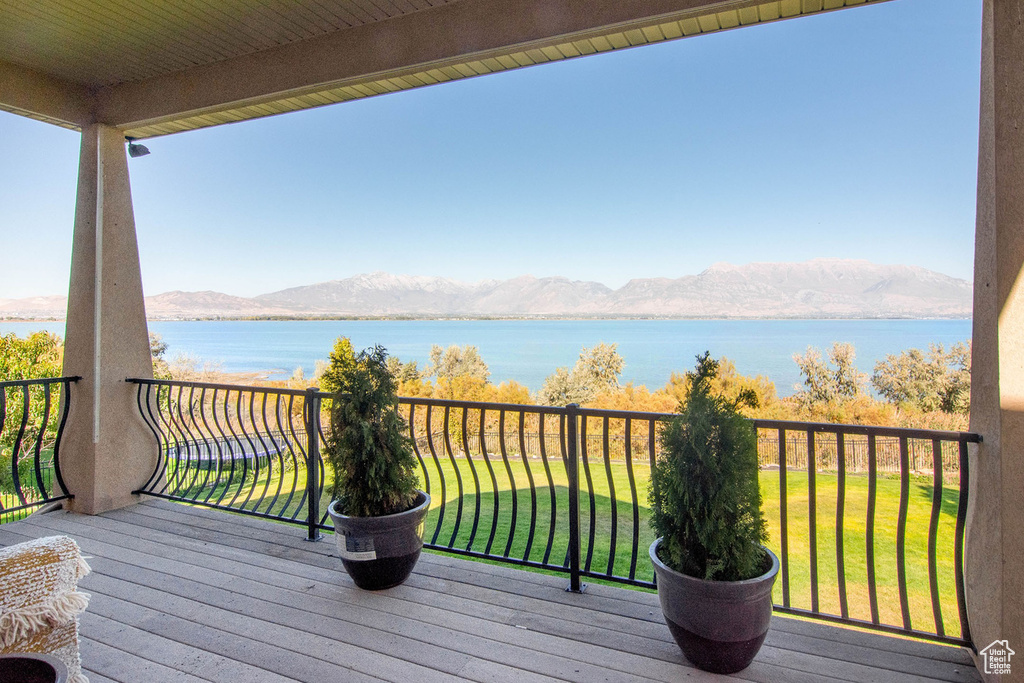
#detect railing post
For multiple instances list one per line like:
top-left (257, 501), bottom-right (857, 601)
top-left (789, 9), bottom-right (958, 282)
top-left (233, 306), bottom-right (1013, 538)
top-left (305, 387), bottom-right (322, 542)
top-left (565, 403), bottom-right (584, 593)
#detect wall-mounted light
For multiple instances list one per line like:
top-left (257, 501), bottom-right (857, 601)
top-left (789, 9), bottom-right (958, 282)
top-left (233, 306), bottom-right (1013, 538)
top-left (126, 137), bottom-right (150, 158)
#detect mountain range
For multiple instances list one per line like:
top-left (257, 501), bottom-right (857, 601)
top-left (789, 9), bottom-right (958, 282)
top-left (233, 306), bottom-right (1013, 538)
top-left (0, 259), bottom-right (972, 320)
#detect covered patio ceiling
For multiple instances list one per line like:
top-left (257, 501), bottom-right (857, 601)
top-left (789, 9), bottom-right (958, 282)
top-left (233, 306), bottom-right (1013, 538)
top-left (1, 0), bottom-right (886, 139)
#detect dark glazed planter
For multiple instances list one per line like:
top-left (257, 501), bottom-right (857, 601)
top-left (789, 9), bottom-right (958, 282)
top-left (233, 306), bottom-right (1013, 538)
top-left (0, 653), bottom-right (68, 683)
top-left (328, 491), bottom-right (430, 590)
top-left (650, 538), bottom-right (779, 674)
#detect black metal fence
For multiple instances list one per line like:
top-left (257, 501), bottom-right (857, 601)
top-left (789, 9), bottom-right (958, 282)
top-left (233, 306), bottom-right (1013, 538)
top-left (0, 376), bottom-right (77, 523)
top-left (128, 378), bottom-right (977, 647)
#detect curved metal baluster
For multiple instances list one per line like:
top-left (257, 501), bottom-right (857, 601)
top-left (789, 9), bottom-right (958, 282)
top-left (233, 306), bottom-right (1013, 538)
top-left (624, 418), bottom-right (640, 581)
top-left (807, 430), bottom-right (819, 613)
top-left (425, 405), bottom-right (447, 545)
top-left (462, 406), bottom-right (482, 551)
top-left (954, 437), bottom-right (971, 644)
top-left (206, 388), bottom-right (231, 505)
top-left (280, 394), bottom-right (304, 519)
top-left (779, 427), bottom-right (790, 608)
top-left (927, 438), bottom-right (945, 637)
top-left (580, 415), bottom-right (597, 573)
top-left (261, 394), bottom-right (284, 516)
top-left (519, 410), bottom-right (538, 562)
top-left (152, 383), bottom-right (178, 495)
top-left (10, 385), bottom-right (31, 505)
top-left (136, 382), bottom-right (167, 492)
top-left (537, 413), bottom-right (557, 566)
top-left (836, 430), bottom-right (848, 619)
top-left (247, 390), bottom-right (273, 511)
top-left (478, 408), bottom-right (500, 555)
top-left (442, 405), bottom-right (465, 548)
top-left (177, 384), bottom-right (204, 497)
top-left (408, 402), bottom-right (430, 506)
top-left (31, 383), bottom-right (53, 501)
top-left (561, 413), bottom-right (571, 569)
top-left (896, 436), bottom-right (911, 629)
top-left (866, 433), bottom-right (879, 624)
top-left (197, 388), bottom-right (218, 501)
top-left (602, 416), bottom-right (618, 577)
top-left (648, 417), bottom-right (657, 583)
top-left (50, 379), bottom-right (74, 498)
top-left (232, 389), bottom-right (260, 511)
top-left (161, 384), bottom-right (187, 495)
top-left (498, 409), bottom-right (519, 558)
top-left (224, 389), bottom-right (247, 501)
top-left (316, 403), bottom-right (330, 526)
top-left (172, 384), bottom-right (196, 496)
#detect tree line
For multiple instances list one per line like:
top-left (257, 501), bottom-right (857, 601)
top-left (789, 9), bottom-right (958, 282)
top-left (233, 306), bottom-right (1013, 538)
top-left (294, 336), bottom-right (973, 430)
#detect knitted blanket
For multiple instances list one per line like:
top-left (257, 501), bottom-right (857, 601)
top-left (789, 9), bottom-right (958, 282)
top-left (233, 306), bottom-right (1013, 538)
top-left (0, 535), bottom-right (91, 683)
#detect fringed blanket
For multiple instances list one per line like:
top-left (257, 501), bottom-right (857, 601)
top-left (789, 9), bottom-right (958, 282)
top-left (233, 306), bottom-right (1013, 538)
top-left (0, 535), bottom-right (91, 683)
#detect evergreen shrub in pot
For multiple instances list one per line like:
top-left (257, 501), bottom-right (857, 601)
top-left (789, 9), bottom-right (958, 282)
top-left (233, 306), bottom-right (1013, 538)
top-left (326, 345), bottom-right (430, 590)
top-left (648, 352), bottom-right (778, 674)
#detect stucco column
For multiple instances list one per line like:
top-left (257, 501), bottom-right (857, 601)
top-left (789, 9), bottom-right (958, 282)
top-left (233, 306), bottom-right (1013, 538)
top-left (967, 1), bottom-right (1024, 679)
top-left (61, 123), bottom-right (155, 515)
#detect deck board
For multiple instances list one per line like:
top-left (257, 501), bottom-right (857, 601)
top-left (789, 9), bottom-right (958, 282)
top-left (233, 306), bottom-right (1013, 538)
top-left (0, 500), bottom-right (981, 683)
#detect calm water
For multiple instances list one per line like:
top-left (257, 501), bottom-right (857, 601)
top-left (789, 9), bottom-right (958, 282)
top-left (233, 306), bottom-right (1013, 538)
top-left (1, 319), bottom-right (972, 397)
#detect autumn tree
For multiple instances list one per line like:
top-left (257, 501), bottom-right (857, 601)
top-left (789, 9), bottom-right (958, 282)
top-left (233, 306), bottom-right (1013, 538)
top-left (0, 332), bottom-right (63, 381)
top-left (539, 342), bottom-right (624, 406)
top-left (872, 341), bottom-right (971, 414)
top-left (793, 342), bottom-right (865, 406)
top-left (664, 357), bottom-right (776, 417)
top-left (150, 333), bottom-right (172, 379)
top-left (425, 344), bottom-right (490, 385)
top-left (386, 356), bottom-right (422, 383)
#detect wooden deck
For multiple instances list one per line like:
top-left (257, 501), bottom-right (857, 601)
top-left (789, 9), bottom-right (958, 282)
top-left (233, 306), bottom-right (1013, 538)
top-left (0, 499), bottom-right (980, 682)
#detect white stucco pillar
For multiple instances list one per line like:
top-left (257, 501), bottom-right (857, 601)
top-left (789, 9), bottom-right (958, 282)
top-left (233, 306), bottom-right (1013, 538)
top-left (966, 1), bottom-right (1024, 679)
top-left (61, 123), bottom-right (155, 514)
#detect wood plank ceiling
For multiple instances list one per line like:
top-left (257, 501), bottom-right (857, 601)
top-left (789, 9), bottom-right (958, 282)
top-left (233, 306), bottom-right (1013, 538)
top-left (1, 0), bottom-right (454, 88)
top-left (0, 0), bottom-right (888, 139)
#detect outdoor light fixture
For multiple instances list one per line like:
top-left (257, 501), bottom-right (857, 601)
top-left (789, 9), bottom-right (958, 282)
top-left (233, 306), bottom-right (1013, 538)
top-left (126, 137), bottom-right (151, 158)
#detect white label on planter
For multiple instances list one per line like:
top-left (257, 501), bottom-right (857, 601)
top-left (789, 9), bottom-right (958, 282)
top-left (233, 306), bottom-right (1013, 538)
top-left (337, 534), bottom-right (377, 561)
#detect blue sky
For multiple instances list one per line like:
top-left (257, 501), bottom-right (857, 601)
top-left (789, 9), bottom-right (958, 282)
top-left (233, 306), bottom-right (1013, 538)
top-left (0, 0), bottom-right (982, 299)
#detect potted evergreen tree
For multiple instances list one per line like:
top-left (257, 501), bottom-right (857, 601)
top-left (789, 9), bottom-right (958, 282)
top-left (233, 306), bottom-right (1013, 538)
top-left (648, 352), bottom-right (778, 674)
top-left (326, 345), bottom-right (430, 590)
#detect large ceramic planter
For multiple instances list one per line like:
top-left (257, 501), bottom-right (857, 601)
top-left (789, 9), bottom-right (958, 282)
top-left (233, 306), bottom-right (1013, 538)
top-left (328, 491), bottom-right (430, 590)
top-left (650, 538), bottom-right (779, 674)
top-left (0, 653), bottom-right (68, 683)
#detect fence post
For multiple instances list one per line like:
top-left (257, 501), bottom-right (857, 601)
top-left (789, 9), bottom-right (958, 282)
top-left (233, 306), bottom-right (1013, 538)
top-left (566, 403), bottom-right (584, 592)
top-left (305, 387), bottom-right (322, 542)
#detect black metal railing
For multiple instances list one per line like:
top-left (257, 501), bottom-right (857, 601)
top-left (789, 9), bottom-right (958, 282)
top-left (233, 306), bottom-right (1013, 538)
top-left (128, 378), bottom-right (326, 541)
top-left (0, 376), bottom-right (78, 523)
top-left (128, 378), bottom-right (977, 647)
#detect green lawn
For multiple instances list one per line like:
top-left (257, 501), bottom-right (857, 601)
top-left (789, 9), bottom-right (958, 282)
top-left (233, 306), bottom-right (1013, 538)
top-left (416, 455), bottom-right (965, 639)
top-left (160, 452), bottom-right (965, 640)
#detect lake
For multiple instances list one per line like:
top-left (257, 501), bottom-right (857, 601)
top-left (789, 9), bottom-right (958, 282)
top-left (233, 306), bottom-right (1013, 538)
top-left (1, 318), bottom-right (973, 397)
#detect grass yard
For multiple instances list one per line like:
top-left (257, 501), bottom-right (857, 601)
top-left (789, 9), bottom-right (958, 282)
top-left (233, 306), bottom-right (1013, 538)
top-left (416, 456), bottom-right (965, 639)
top-left (162, 451), bottom-right (965, 640)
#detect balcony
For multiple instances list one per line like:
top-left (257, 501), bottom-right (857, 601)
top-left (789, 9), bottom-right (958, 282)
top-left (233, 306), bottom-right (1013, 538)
top-left (0, 377), bottom-right (983, 680)
top-left (0, 499), bottom-right (979, 682)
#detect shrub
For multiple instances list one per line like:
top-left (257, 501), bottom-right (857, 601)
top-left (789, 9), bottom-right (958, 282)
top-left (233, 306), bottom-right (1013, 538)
top-left (649, 352), bottom-right (768, 581)
top-left (326, 345), bottom-right (419, 517)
